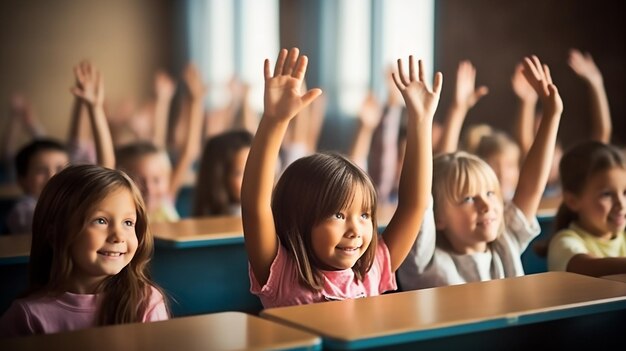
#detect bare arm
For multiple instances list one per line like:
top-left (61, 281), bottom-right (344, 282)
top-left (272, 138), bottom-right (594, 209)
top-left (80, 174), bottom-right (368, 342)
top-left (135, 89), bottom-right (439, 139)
top-left (241, 48), bottom-right (322, 285)
top-left (169, 63), bottom-right (207, 198)
top-left (513, 56), bottom-right (563, 221)
top-left (384, 57), bottom-right (442, 272)
top-left (71, 61), bottom-right (115, 169)
top-left (511, 63), bottom-right (538, 157)
top-left (348, 92), bottom-right (382, 169)
top-left (436, 60), bottom-right (488, 155)
top-left (567, 254), bottom-right (626, 277)
top-left (152, 70), bottom-right (176, 149)
top-left (568, 49), bottom-right (611, 143)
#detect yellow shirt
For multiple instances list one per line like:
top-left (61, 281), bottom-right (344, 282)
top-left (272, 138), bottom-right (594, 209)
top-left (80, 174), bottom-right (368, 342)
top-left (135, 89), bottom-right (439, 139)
top-left (547, 222), bottom-right (626, 271)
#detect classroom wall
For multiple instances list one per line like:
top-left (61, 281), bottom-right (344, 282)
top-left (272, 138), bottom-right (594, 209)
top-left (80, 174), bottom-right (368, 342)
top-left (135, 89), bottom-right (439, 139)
top-left (435, 0), bottom-right (625, 149)
top-left (0, 0), bottom-right (175, 149)
top-left (279, 0), bottom-right (625, 151)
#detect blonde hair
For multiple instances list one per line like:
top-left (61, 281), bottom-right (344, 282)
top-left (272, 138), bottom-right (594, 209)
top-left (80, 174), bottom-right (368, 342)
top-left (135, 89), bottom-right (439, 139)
top-left (29, 164), bottom-right (169, 325)
top-left (475, 131), bottom-right (520, 162)
top-left (433, 152), bottom-right (505, 243)
top-left (271, 152), bottom-right (378, 291)
top-left (461, 123), bottom-right (493, 154)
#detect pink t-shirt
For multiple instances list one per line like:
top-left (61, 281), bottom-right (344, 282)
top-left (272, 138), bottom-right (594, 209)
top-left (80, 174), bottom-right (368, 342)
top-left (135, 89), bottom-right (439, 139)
top-left (0, 286), bottom-right (168, 337)
top-left (250, 239), bottom-right (397, 308)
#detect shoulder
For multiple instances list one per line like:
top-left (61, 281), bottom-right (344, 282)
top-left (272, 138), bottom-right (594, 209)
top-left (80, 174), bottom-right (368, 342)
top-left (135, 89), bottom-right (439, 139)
top-left (143, 285), bottom-right (169, 322)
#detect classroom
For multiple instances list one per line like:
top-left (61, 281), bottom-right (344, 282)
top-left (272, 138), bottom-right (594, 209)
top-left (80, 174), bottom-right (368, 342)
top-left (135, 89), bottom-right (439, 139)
top-left (0, 0), bottom-right (625, 349)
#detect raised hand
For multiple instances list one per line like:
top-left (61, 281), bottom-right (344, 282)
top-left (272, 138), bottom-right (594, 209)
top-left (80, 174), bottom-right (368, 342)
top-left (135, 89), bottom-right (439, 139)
top-left (72, 60), bottom-right (104, 108)
top-left (358, 92), bottom-right (382, 130)
top-left (568, 49), bottom-right (603, 87)
top-left (511, 63), bottom-right (537, 102)
top-left (392, 56), bottom-right (443, 121)
top-left (183, 63), bottom-right (208, 100)
top-left (154, 70), bottom-right (176, 100)
top-left (521, 55), bottom-right (563, 117)
top-left (263, 48), bottom-right (322, 123)
top-left (453, 60), bottom-right (488, 110)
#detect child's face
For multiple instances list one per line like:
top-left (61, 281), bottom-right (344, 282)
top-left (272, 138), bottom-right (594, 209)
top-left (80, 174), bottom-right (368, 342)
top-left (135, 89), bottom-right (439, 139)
top-left (227, 147), bottom-right (250, 203)
top-left (130, 153), bottom-right (171, 210)
top-left (436, 187), bottom-right (503, 254)
top-left (311, 187), bottom-right (374, 270)
top-left (20, 150), bottom-right (69, 198)
top-left (485, 151), bottom-right (519, 201)
top-left (568, 167), bottom-right (626, 238)
top-left (69, 187), bottom-right (138, 293)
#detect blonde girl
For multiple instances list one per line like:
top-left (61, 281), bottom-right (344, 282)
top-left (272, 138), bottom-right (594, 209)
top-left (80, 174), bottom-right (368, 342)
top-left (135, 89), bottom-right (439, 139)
top-left (398, 55), bottom-right (563, 289)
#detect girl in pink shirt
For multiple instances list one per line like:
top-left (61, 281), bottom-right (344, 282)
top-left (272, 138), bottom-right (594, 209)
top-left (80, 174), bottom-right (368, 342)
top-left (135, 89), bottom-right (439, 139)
top-left (242, 48), bottom-right (441, 308)
top-left (0, 165), bottom-right (169, 337)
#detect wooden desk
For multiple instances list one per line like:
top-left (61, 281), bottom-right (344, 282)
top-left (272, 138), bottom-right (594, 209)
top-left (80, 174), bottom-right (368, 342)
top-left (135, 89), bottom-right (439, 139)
top-left (0, 234), bottom-right (30, 316)
top-left (0, 312), bottom-right (322, 351)
top-left (152, 216), bottom-right (244, 248)
top-left (601, 273), bottom-right (626, 283)
top-left (0, 183), bottom-right (21, 199)
top-left (0, 234), bottom-right (30, 265)
top-left (151, 216), bottom-right (262, 316)
top-left (261, 272), bottom-right (626, 350)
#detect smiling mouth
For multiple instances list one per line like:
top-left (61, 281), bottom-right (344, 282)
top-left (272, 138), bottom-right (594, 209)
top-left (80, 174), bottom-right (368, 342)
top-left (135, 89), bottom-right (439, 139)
top-left (336, 246), bottom-right (361, 252)
top-left (97, 251), bottom-right (125, 257)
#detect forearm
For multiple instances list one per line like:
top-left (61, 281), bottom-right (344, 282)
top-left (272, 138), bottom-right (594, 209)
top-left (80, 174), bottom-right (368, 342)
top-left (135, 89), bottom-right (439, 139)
top-left (385, 112), bottom-right (432, 271)
top-left (242, 118), bottom-right (289, 214)
top-left (436, 104), bottom-right (467, 154)
top-left (514, 98), bottom-right (537, 156)
top-left (153, 96), bottom-right (173, 148)
top-left (514, 111), bottom-right (561, 219)
top-left (588, 82), bottom-right (612, 143)
top-left (348, 122), bottom-right (374, 169)
top-left (567, 255), bottom-right (626, 277)
top-left (170, 97), bottom-right (203, 197)
top-left (87, 105), bottom-right (115, 169)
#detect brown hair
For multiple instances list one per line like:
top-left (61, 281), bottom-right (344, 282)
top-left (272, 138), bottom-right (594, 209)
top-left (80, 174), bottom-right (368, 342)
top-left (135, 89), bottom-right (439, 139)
top-left (193, 130), bottom-right (253, 216)
top-left (554, 141), bottom-right (626, 232)
top-left (29, 164), bottom-right (168, 325)
top-left (271, 152), bottom-right (378, 291)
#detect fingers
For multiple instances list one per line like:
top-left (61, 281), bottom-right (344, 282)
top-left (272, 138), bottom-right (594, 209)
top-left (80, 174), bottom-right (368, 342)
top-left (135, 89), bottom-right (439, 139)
top-left (396, 58), bottom-right (410, 86)
top-left (273, 48), bottom-right (288, 78)
top-left (409, 56), bottom-right (416, 82)
top-left (543, 64), bottom-right (553, 85)
top-left (283, 47), bottom-right (299, 76)
top-left (432, 72), bottom-right (443, 94)
top-left (264, 59), bottom-right (271, 80)
top-left (292, 55), bottom-right (308, 81)
top-left (301, 88), bottom-right (323, 107)
top-left (391, 72), bottom-right (403, 91)
top-left (418, 59), bottom-right (426, 87)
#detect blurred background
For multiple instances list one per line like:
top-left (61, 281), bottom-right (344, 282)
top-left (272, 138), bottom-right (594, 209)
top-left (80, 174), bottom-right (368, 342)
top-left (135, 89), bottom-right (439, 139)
top-left (0, 0), bottom-right (623, 152)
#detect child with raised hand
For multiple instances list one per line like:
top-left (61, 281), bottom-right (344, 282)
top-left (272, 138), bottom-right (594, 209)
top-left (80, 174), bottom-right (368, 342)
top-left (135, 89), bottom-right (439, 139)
top-left (547, 141), bottom-right (626, 276)
top-left (193, 129), bottom-right (253, 217)
top-left (398, 55), bottom-right (563, 290)
top-left (5, 61), bottom-right (115, 234)
top-left (567, 49), bottom-right (612, 144)
top-left (436, 60), bottom-right (488, 155)
top-left (116, 63), bottom-right (206, 222)
top-left (0, 164), bottom-right (168, 337)
top-left (242, 48), bottom-right (441, 308)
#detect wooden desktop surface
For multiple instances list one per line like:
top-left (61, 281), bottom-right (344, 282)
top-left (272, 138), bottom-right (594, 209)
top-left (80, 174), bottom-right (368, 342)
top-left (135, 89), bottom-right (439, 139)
top-left (601, 273), bottom-right (626, 284)
top-left (0, 312), bottom-right (321, 351)
top-left (261, 272), bottom-right (626, 349)
top-left (0, 234), bottom-right (31, 264)
top-left (151, 216), bottom-right (244, 247)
